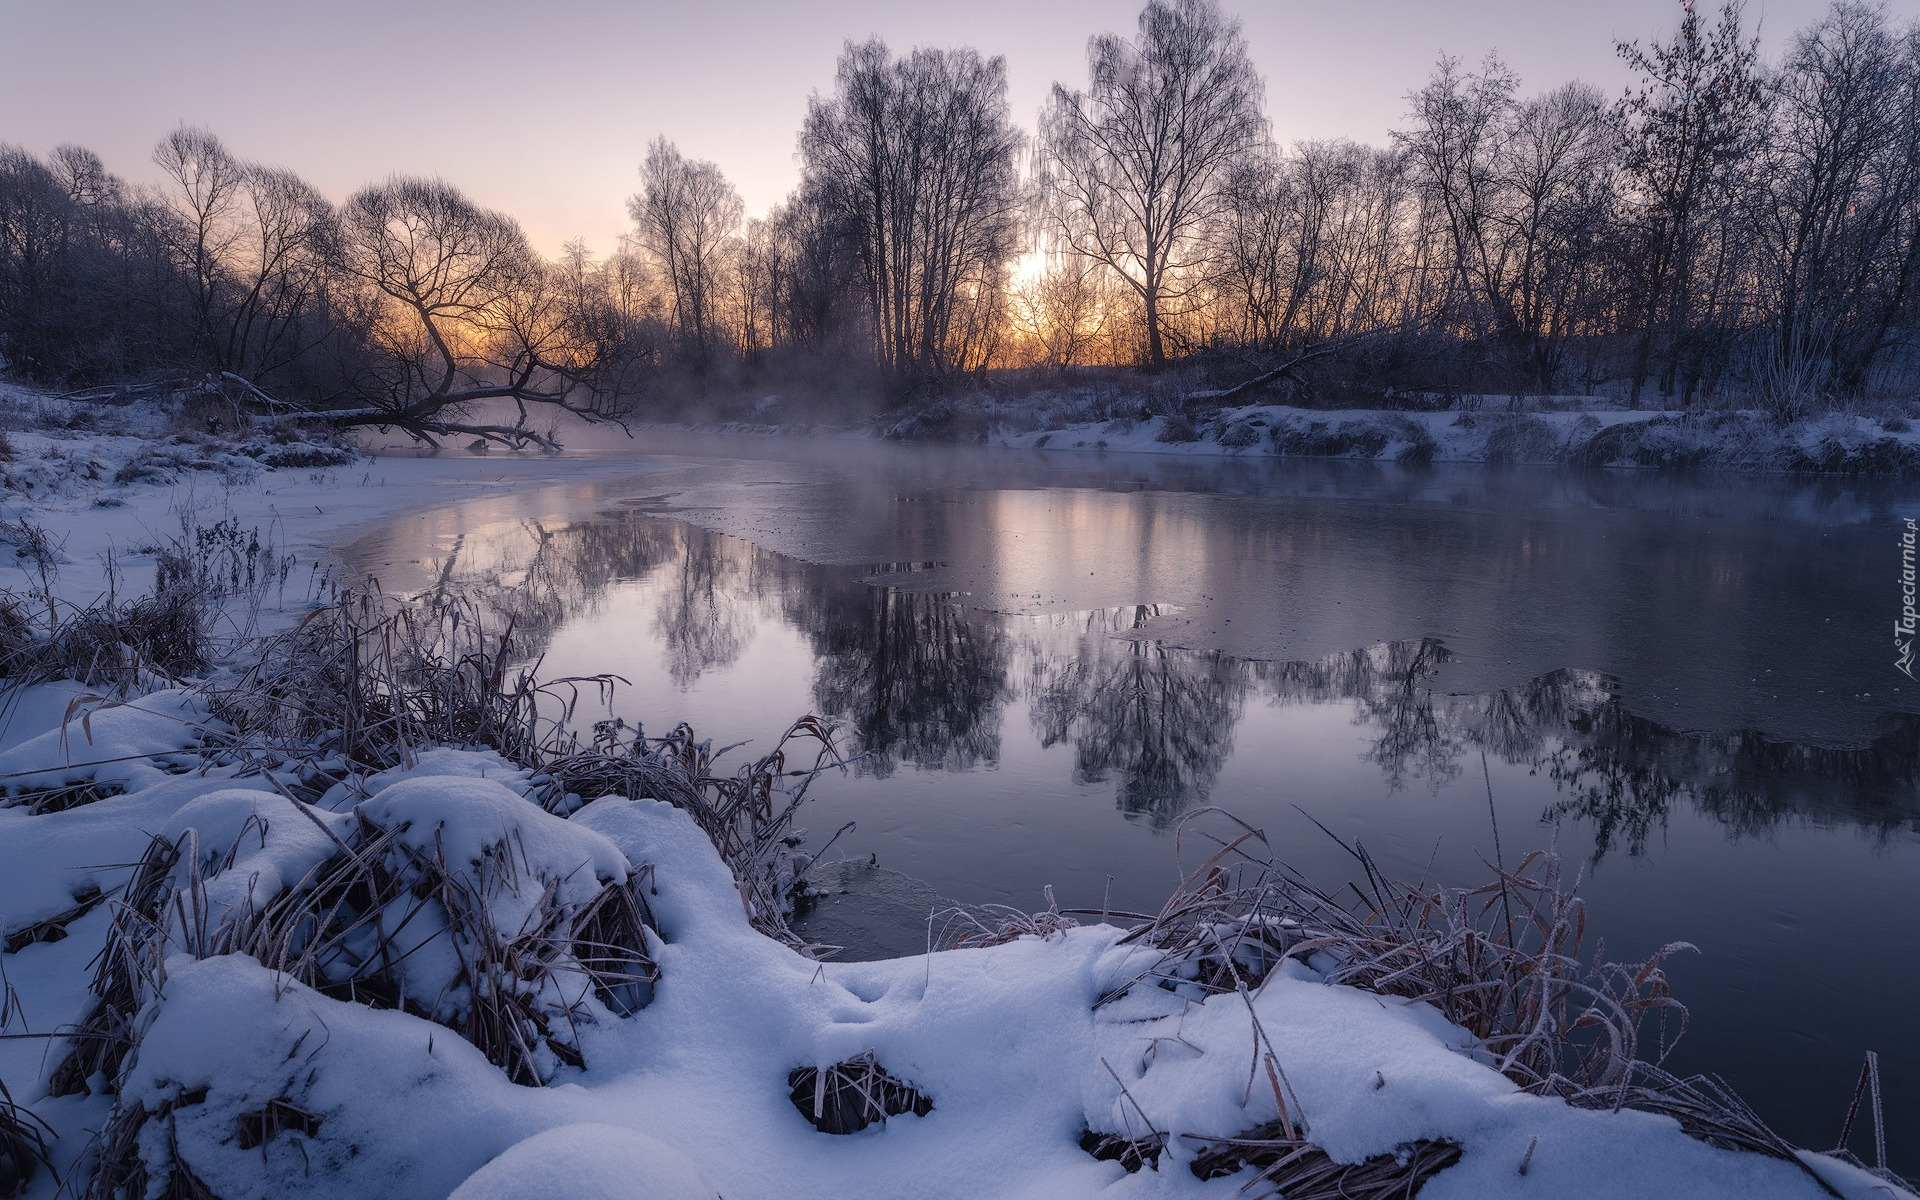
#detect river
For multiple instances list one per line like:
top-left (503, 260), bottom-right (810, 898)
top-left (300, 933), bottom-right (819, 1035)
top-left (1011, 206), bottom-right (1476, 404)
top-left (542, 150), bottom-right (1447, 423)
top-left (344, 432), bottom-right (1920, 1168)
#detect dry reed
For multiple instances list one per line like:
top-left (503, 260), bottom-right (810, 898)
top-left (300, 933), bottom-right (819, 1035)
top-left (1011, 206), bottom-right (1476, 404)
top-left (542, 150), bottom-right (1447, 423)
top-left (1186, 1122), bottom-right (1462, 1199)
top-left (787, 1052), bottom-right (933, 1134)
top-left (1065, 809), bottom-right (1854, 1194)
top-left (56, 807), bottom-right (659, 1093)
top-left (0, 1076), bottom-right (55, 1198)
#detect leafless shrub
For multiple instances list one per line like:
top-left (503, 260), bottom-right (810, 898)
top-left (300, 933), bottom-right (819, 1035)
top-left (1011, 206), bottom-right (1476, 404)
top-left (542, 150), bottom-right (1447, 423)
top-left (788, 1052), bottom-right (933, 1134)
top-left (1216, 420), bottom-right (1263, 448)
top-left (1481, 414), bottom-right (1561, 463)
top-left (0, 518), bottom-right (59, 575)
top-left (1154, 413), bottom-right (1200, 443)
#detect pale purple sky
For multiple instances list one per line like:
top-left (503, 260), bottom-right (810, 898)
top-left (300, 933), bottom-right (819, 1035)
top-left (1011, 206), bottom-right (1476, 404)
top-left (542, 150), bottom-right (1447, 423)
top-left (1, 0), bottom-right (1906, 255)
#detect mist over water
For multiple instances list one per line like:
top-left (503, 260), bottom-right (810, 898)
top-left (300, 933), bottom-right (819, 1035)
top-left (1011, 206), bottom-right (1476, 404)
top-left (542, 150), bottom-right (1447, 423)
top-left (347, 436), bottom-right (1920, 1168)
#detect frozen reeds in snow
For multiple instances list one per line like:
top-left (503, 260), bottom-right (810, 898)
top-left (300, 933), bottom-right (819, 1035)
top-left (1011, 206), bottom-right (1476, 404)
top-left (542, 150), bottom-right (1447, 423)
top-left (206, 589), bottom-right (579, 771)
top-left (1187, 1120), bottom-right (1462, 1198)
top-left (47, 828), bottom-right (182, 1097)
top-left (934, 884), bottom-right (1078, 949)
top-left (536, 714), bottom-right (845, 947)
top-left (0, 688), bottom-right (210, 815)
top-left (0, 1075), bottom-right (54, 1198)
top-left (0, 512), bottom-right (285, 694)
top-left (1082, 809), bottom-right (1844, 1193)
top-left (208, 591), bottom-right (848, 946)
top-left (54, 781), bottom-right (658, 1097)
top-left (787, 1051), bottom-right (934, 1134)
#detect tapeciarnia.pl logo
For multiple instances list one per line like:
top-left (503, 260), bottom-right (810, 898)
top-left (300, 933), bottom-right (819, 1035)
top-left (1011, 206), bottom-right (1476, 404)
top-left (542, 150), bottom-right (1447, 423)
top-left (1900, 517), bottom-right (1917, 679)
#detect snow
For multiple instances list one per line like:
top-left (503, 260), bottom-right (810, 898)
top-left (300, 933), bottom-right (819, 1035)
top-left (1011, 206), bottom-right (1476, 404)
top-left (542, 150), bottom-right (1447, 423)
top-left (0, 387), bottom-right (661, 624)
top-left (11, 782), bottom-right (1883, 1200)
top-left (0, 770), bottom-right (272, 942)
top-left (158, 789), bottom-right (351, 936)
top-left (984, 402), bottom-right (1920, 473)
top-left (360, 775), bottom-right (629, 902)
top-left (0, 385), bottom-right (1909, 1199)
top-left (447, 1124), bottom-right (722, 1200)
top-left (0, 688), bottom-right (207, 797)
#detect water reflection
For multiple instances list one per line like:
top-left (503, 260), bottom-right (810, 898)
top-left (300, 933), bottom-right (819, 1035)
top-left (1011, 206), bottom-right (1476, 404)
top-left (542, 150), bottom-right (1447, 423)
top-left (655, 534), bottom-right (754, 686)
top-left (417, 510), bottom-right (1918, 855)
top-left (1030, 611), bottom-right (1245, 823)
top-left (790, 583), bottom-right (1010, 777)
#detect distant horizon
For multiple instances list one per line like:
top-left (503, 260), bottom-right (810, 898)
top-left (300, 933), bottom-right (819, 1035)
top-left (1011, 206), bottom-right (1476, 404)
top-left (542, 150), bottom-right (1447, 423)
top-left (2, 0), bottom-right (1896, 257)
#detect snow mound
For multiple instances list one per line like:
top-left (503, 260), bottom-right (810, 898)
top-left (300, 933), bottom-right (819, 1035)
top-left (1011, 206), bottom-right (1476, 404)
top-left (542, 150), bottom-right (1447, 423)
top-left (88, 794), bottom-right (1899, 1200)
top-left (0, 689), bottom-right (207, 802)
top-left (317, 746), bottom-right (535, 811)
top-left (359, 774), bottom-right (630, 911)
top-left (449, 1124), bottom-right (721, 1200)
top-left (158, 789), bottom-right (351, 936)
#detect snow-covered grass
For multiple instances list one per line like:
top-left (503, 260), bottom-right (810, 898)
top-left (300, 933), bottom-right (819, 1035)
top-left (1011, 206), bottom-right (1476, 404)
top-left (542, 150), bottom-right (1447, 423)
top-left (2, 729), bottom-right (1909, 1200)
top-left (0, 381), bottom-right (1910, 1199)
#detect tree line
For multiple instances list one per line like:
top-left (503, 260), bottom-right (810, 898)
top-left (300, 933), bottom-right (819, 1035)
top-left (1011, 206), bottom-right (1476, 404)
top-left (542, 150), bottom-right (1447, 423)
top-left (2, 0), bottom-right (1917, 442)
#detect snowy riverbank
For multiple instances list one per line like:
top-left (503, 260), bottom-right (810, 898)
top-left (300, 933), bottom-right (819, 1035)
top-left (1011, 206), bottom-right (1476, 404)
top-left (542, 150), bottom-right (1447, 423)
top-left (640, 396), bottom-right (1920, 475)
top-left (0, 725), bottom-right (1907, 1200)
top-left (0, 389), bottom-right (1910, 1199)
top-left (984, 403), bottom-right (1920, 474)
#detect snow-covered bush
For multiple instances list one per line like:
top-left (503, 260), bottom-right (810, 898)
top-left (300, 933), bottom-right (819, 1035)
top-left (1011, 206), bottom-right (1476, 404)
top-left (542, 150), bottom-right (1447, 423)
top-left (54, 777), bottom-right (659, 1100)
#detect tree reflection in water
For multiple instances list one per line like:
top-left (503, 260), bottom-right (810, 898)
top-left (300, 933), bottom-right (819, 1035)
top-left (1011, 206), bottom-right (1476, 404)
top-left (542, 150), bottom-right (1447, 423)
top-left (1028, 606), bottom-right (1245, 825)
top-left (791, 582), bottom-right (1009, 778)
top-left (426, 511), bottom-right (1919, 859)
top-left (652, 533), bottom-right (754, 687)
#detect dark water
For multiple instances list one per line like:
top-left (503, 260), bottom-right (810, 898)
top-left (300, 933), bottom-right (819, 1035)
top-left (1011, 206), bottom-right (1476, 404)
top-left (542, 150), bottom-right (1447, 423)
top-left (347, 434), bottom-right (1920, 1168)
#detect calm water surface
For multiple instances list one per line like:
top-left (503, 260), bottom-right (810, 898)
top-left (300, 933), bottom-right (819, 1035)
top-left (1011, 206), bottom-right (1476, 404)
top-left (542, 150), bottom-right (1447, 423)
top-left (347, 433), bottom-right (1920, 1167)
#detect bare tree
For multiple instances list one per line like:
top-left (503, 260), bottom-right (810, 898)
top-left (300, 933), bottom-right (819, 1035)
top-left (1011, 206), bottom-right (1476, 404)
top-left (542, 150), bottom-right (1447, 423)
top-left (319, 176), bottom-right (625, 447)
top-left (1009, 254), bottom-right (1113, 367)
top-left (1401, 65), bottom-right (1615, 392)
top-left (628, 138), bottom-right (743, 364)
top-left (1399, 55), bottom-right (1517, 344)
top-left (802, 38), bottom-right (1024, 383)
top-left (1611, 1), bottom-right (1766, 403)
top-left (1492, 83), bottom-right (1616, 391)
top-left (151, 126), bottom-right (248, 365)
top-left (1756, 0), bottom-right (1920, 399)
top-left (149, 127), bottom-right (338, 388)
top-left (1038, 0), bottom-right (1266, 367)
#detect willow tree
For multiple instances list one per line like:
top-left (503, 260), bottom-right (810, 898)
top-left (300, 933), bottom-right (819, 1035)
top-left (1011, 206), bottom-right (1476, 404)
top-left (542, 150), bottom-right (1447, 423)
top-left (1038, 0), bottom-right (1267, 367)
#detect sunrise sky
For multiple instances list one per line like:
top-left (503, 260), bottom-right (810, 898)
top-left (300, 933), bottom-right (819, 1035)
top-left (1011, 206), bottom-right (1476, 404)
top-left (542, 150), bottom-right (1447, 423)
top-left (0, 0), bottom-right (1894, 256)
